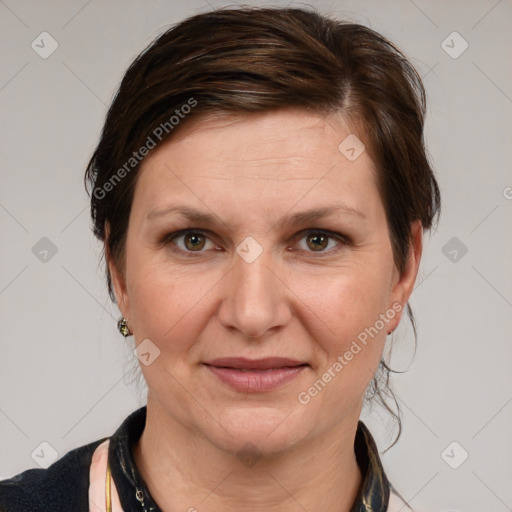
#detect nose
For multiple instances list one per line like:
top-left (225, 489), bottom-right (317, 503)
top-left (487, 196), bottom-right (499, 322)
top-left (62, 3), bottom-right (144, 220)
top-left (217, 244), bottom-right (292, 341)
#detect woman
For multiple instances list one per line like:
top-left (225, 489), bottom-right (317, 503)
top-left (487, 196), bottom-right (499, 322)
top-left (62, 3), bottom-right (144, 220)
top-left (0, 6), bottom-right (439, 511)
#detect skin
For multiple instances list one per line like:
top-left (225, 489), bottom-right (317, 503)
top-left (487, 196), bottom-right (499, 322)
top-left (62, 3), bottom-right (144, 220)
top-left (108, 108), bottom-right (422, 512)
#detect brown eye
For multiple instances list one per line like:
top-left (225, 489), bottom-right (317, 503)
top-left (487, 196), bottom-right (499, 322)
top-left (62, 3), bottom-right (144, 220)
top-left (306, 233), bottom-right (329, 251)
top-left (184, 232), bottom-right (206, 251)
top-left (294, 230), bottom-right (347, 255)
top-left (163, 230), bottom-right (215, 255)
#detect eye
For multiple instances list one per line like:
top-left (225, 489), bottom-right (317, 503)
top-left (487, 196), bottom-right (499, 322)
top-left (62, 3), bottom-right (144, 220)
top-left (164, 230), bottom-right (217, 255)
top-left (294, 230), bottom-right (347, 254)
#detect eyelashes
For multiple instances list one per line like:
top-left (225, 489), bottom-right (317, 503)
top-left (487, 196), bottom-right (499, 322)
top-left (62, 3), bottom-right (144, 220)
top-left (160, 228), bottom-right (350, 258)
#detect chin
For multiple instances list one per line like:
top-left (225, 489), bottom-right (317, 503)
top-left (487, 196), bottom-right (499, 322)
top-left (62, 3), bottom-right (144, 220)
top-left (205, 406), bottom-right (311, 458)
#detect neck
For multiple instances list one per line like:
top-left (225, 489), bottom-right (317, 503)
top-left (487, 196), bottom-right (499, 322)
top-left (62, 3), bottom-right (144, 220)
top-left (133, 397), bottom-right (363, 512)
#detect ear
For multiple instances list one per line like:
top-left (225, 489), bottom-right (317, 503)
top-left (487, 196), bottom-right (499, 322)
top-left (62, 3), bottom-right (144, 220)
top-left (387, 220), bottom-right (423, 331)
top-left (105, 222), bottom-right (130, 317)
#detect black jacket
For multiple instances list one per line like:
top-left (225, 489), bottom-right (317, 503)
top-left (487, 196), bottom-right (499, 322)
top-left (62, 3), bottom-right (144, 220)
top-left (0, 406), bottom-right (398, 511)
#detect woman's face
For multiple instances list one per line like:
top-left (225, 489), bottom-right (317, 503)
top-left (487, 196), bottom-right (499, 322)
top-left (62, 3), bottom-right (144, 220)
top-left (110, 109), bottom-right (421, 455)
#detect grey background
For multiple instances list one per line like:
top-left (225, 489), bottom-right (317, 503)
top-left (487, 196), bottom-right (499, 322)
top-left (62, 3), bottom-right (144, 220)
top-left (1, 0), bottom-right (511, 510)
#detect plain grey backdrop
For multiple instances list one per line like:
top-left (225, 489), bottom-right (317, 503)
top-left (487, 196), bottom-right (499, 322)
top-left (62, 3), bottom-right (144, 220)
top-left (1, 0), bottom-right (511, 510)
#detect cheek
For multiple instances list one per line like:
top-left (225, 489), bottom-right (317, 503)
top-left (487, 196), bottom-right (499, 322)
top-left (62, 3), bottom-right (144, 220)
top-left (291, 263), bottom-right (392, 393)
top-left (295, 260), bottom-right (393, 337)
top-left (125, 259), bottom-right (214, 397)
top-left (125, 249), bottom-right (222, 348)
top-left (301, 285), bottom-right (388, 413)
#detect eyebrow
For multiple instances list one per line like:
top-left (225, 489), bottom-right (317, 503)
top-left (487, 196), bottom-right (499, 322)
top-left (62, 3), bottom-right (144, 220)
top-left (146, 203), bottom-right (366, 228)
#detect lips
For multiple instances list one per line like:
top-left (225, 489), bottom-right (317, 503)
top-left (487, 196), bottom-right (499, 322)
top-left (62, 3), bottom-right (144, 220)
top-left (204, 357), bottom-right (307, 370)
top-left (203, 357), bottom-right (308, 392)
top-left (205, 358), bottom-right (309, 393)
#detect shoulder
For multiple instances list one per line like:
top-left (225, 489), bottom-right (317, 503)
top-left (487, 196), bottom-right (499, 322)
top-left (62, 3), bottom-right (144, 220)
top-left (0, 437), bottom-right (107, 512)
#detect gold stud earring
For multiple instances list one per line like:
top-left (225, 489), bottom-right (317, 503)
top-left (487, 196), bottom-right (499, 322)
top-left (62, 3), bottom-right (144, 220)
top-left (117, 317), bottom-right (131, 337)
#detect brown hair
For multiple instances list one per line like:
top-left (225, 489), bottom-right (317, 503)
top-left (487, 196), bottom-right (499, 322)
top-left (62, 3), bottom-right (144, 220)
top-left (85, 6), bottom-right (440, 445)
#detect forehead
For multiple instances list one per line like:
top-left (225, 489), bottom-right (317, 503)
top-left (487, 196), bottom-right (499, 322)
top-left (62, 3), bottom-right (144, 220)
top-left (149, 109), bottom-right (364, 173)
top-left (132, 109), bottom-right (382, 225)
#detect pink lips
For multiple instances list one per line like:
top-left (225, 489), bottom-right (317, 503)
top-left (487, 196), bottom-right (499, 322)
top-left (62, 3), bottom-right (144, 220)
top-left (203, 357), bottom-right (308, 392)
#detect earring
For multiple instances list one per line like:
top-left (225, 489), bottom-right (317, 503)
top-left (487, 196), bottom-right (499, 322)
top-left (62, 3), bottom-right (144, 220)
top-left (117, 317), bottom-right (131, 337)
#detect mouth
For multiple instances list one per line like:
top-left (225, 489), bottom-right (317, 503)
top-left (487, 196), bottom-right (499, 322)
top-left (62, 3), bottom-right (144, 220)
top-left (203, 357), bottom-right (308, 370)
top-left (203, 357), bottom-right (309, 392)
